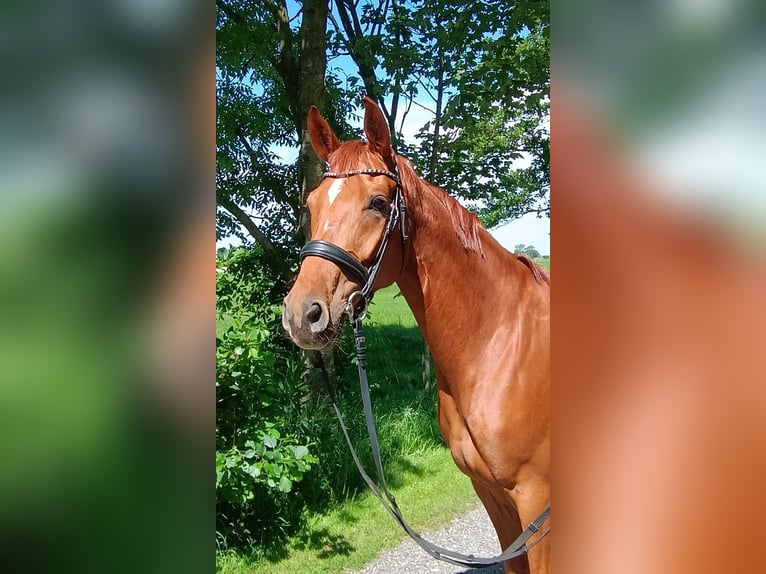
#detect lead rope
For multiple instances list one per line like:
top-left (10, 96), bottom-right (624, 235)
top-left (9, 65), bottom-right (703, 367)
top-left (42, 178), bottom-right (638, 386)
top-left (315, 305), bottom-right (551, 568)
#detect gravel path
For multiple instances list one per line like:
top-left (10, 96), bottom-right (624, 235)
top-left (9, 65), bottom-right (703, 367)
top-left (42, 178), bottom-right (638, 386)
top-left (350, 504), bottom-right (504, 574)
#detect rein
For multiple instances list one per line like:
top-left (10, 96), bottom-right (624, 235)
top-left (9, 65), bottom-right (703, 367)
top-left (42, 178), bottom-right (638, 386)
top-left (302, 167), bottom-right (551, 568)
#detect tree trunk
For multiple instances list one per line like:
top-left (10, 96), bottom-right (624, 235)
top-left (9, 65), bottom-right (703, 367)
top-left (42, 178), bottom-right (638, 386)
top-left (428, 45), bottom-right (445, 184)
top-left (422, 344), bottom-right (432, 389)
top-left (293, 0), bottom-right (336, 382)
top-left (293, 0), bottom-right (328, 243)
top-left (419, 46), bottom-right (446, 388)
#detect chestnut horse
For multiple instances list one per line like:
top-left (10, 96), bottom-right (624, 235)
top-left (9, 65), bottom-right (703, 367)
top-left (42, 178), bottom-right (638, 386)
top-left (282, 98), bottom-right (550, 574)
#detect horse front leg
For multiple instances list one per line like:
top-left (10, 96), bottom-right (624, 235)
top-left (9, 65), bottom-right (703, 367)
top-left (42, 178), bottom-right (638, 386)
top-left (510, 479), bottom-right (550, 574)
top-left (470, 479), bottom-right (530, 574)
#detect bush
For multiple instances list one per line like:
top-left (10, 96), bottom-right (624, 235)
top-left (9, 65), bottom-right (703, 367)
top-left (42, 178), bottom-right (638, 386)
top-left (216, 247), bottom-right (319, 548)
top-left (215, 247), bottom-right (444, 554)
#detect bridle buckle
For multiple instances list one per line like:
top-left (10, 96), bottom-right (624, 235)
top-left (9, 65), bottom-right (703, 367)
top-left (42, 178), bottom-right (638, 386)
top-left (346, 290), bottom-right (368, 321)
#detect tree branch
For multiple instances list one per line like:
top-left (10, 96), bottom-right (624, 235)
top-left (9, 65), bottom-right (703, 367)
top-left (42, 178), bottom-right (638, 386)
top-left (415, 74), bottom-right (438, 103)
top-left (334, 0), bottom-right (382, 100)
top-left (264, 0), bottom-right (301, 134)
top-left (217, 194), bottom-right (278, 254)
top-left (234, 130), bottom-right (297, 214)
top-left (398, 95), bottom-right (413, 137)
top-left (410, 98), bottom-right (436, 115)
top-left (371, 0), bottom-right (389, 37)
top-left (216, 0), bottom-right (239, 22)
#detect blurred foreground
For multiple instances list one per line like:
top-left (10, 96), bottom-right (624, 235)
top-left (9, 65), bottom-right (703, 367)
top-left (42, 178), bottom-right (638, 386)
top-left (0, 1), bottom-right (213, 572)
top-left (554, 1), bottom-right (766, 572)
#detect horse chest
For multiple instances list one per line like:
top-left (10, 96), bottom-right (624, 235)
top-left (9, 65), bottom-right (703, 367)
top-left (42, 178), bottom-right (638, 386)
top-left (437, 388), bottom-right (522, 489)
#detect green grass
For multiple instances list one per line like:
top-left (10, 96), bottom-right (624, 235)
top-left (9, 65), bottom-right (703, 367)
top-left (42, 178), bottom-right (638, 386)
top-left (217, 269), bottom-right (551, 573)
top-left (368, 285), bottom-right (416, 326)
top-left (534, 256), bottom-right (550, 271)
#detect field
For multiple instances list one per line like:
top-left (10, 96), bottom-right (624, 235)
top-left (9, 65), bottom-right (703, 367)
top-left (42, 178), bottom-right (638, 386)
top-left (535, 256), bottom-right (550, 271)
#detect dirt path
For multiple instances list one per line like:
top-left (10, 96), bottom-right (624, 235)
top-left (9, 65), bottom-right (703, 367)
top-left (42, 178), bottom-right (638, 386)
top-left (349, 504), bottom-right (504, 574)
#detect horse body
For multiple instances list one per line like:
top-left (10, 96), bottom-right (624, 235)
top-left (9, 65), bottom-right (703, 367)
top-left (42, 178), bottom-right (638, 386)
top-left (393, 174), bottom-right (550, 574)
top-left (282, 98), bottom-right (550, 574)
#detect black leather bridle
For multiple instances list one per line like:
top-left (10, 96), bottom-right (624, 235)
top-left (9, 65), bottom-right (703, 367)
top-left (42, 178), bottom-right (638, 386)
top-left (299, 167), bottom-right (407, 317)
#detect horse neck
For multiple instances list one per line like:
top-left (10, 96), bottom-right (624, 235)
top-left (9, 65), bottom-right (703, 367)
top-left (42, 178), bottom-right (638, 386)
top-left (394, 181), bottom-right (531, 374)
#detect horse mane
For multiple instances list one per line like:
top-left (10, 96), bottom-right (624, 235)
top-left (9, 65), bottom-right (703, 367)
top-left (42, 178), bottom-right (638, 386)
top-left (329, 141), bottom-right (550, 284)
top-left (395, 156), bottom-right (484, 255)
top-left (515, 254), bottom-right (551, 285)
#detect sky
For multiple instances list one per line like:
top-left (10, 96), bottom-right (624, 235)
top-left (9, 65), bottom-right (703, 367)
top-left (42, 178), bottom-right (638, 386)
top-left (491, 213), bottom-right (549, 255)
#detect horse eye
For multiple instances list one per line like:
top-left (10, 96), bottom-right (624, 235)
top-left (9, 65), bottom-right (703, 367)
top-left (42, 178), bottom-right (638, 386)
top-left (368, 195), bottom-right (390, 214)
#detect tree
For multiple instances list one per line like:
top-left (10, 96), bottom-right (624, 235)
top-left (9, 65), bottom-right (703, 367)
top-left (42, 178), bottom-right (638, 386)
top-left (216, 0), bottom-right (340, 259)
top-left (514, 243), bottom-right (541, 258)
top-left (326, 0), bottom-right (550, 227)
top-left (417, 0), bottom-right (549, 227)
top-left (216, 0), bottom-right (549, 253)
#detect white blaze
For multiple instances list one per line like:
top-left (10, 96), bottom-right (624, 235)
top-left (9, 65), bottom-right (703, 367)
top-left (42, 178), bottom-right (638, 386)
top-left (327, 178), bottom-right (345, 205)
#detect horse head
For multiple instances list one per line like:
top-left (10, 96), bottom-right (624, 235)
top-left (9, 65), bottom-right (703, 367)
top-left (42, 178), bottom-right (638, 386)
top-left (282, 98), bottom-right (406, 350)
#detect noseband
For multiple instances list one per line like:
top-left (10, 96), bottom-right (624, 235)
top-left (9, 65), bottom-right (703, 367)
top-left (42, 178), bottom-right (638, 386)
top-left (299, 167), bottom-right (408, 317)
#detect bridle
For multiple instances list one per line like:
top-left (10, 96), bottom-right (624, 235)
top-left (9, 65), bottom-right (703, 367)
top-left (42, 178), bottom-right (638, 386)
top-left (299, 166), bottom-right (407, 319)
top-left (299, 163), bottom-right (551, 568)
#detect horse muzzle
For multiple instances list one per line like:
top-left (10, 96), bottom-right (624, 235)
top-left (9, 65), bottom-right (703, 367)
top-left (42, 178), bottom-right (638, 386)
top-left (281, 293), bottom-right (342, 350)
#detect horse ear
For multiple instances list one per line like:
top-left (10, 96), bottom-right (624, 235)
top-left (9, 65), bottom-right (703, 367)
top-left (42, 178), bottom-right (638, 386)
top-left (307, 106), bottom-right (341, 162)
top-left (362, 96), bottom-right (395, 170)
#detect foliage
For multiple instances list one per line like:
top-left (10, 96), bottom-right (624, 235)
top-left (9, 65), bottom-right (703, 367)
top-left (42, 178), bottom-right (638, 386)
top-left (216, 449), bottom-right (477, 574)
top-left (324, 0), bottom-right (550, 226)
top-left (216, 255), bottom-right (446, 551)
top-left (216, 0), bottom-right (549, 250)
top-left (216, 246), bottom-right (318, 547)
top-left (405, 0), bottom-right (550, 227)
top-left (514, 243), bottom-right (541, 258)
top-left (215, 0), bottom-right (297, 245)
top-left (216, 0), bottom-right (359, 248)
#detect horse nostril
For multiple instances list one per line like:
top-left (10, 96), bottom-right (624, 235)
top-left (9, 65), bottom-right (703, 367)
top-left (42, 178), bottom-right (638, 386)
top-left (304, 300), bottom-right (329, 334)
top-left (306, 302), bottom-right (323, 324)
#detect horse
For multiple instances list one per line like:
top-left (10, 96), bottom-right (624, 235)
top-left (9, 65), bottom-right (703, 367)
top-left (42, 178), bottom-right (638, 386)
top-left (282, 97), bottom-right (550, 574)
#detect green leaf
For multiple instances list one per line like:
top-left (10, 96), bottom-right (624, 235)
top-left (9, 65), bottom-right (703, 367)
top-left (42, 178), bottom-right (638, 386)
top-left (278, 476), bottom-right (292, 492)
top-left (246, 463), bottom-right (260, 478)
top-left (293, 445), bottom-right (309, 459)
top-left (262, 434), bottom-right (277, 449)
